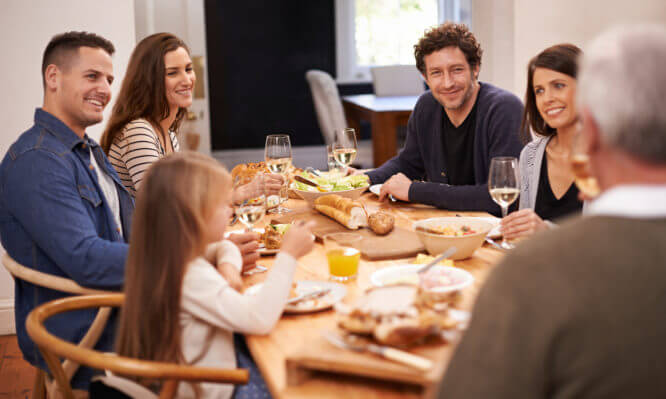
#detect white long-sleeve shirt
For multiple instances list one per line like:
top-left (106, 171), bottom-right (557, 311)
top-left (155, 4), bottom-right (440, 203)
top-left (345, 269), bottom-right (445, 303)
top-left (177, 240), bottom-right (297, 399)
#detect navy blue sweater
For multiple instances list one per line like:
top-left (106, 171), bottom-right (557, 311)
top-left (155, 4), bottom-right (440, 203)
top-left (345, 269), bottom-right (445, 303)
top-left (367, 82), bottom-right (524, 216)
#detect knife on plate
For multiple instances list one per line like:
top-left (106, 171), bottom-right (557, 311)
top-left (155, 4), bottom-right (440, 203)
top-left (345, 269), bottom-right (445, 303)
top-left (287, 288), bottom-right (331, 305)
top-left (321, 331), bottom-right (433, 371)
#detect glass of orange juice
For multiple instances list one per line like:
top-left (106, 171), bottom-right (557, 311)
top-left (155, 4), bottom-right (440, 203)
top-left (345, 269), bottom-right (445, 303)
top-left (324, 233), bottom-right (362, 281)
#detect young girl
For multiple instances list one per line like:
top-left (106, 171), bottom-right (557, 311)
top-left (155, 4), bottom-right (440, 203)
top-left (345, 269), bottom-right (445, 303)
top-left (115, 152), bottom-right (315, 398)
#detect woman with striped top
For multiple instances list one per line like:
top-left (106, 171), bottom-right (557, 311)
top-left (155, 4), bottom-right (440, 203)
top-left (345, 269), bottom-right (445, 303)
top-left (101, 32), bottom-right (193, 197)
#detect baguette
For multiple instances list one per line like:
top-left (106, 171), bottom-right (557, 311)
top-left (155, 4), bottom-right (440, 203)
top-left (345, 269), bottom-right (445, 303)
top-left (314, 194), bottom-right (367, 229)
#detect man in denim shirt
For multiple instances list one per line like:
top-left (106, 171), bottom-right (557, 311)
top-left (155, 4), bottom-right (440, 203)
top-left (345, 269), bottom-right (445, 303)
top-left (0, 32), bottom-right (133, 390)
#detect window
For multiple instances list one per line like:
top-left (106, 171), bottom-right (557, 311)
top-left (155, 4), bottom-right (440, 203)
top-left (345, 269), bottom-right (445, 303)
top-left (335, 0), bottom-right (472, 83)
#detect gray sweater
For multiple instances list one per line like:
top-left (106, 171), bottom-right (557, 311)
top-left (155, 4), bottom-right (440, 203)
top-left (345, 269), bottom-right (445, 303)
top-left (366, 82), bottom-right (524, 216)
top-left (438, 215), bottom-right (666, 398)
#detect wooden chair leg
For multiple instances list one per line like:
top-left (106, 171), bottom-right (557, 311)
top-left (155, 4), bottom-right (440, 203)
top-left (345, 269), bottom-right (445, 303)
top-left (32, 369), bottom-right (46, 399)
top-left (158, 380), bottom-right (179, 399)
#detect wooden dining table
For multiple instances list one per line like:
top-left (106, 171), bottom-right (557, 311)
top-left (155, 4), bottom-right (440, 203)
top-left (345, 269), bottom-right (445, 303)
top-left (235, 193), bottom-right (505, 399)
top-left (342, 94), bottom-right (419, 167)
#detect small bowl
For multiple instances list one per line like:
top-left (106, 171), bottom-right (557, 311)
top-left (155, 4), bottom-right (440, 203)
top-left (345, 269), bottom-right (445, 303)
top-left (291, 185), bottom-right (368, 204)
top-left (413, 217), bottom-right (494, 260)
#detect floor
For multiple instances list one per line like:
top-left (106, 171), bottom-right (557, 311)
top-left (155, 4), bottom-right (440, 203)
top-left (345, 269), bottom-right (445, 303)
top-left (0, 335), bottom-right (35, 399)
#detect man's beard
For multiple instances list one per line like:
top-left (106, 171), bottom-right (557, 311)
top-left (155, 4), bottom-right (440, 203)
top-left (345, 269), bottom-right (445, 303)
top-left (444, 78), bottom-right (476, 111)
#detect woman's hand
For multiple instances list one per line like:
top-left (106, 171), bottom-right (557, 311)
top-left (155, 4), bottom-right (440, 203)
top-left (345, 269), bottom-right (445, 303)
top-left (500, 209), bottom-right (548, 240)
top-left (232, 174), bottom-right (284, 204)
top-left (227, 232), bottom-right (261, 272)
top-left (280, 221), bottom-right (316, 259)
top-left (217, 262), bottom-right (243, 292)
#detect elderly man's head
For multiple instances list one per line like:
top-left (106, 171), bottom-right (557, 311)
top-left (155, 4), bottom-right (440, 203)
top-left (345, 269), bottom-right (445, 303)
top-left (578, 25), bottom-right (666, 165)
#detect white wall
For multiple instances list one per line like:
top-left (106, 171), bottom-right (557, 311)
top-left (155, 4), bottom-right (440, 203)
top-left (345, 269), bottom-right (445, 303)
top-left (0, 0), bottom-right (136, 335)
top-left (134, 0), bottom-right (212, 155)
top-left (473, 0), bottom-right (666, 99)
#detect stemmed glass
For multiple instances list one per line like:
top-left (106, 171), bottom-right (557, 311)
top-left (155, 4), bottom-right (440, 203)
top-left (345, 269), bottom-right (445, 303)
top-left (233, 173), bottom-right (266, 232)
top-left (570, 127), bottom-right (601, 198)
top-left (488, 157), bottom-right (520, 249)
top-left (333, 128), bottom-right (358, 169)
top-left (265, 134), bottom-right (292, 214)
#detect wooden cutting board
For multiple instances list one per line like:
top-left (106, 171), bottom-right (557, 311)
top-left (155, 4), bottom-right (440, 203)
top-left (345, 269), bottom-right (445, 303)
top-left (271, 208), bottom-right (425, 260)
top-left (284, 324), bottom-right (449, 398)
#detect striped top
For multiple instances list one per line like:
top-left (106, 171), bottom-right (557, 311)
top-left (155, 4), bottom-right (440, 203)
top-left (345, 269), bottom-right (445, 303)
top-left (108, 119), bottom-right (180, 197)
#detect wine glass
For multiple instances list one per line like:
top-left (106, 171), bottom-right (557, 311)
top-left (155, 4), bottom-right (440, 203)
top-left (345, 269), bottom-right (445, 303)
top-left (233, 173), bottom-right (266, 231)
top-left (570, 127), bottom-right (601, 198)
top-left (333, 128), bottom-right (358, 169)
top-left (488, 157), bottom-right (520, 249)
top-left (265, 134), bottom-right (292, 214)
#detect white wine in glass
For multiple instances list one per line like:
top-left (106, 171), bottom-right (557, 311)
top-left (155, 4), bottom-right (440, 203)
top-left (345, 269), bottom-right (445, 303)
top-left (265, 134), bottom-right (292, 214)
top-left (234, 174), bottom-right (266, 231)
top-left (488, 156), bottom-right (520, 249)
top-left (570, 129), bottom-right (600, 198)
top-left (333, 128), bottom-right (358, 168)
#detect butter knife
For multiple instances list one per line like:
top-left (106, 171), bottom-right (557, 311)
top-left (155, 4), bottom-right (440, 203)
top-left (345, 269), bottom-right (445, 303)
top-left (287, 288), bottom-right (331, 305)
top-left (321, 331), bottom-right (433, 371)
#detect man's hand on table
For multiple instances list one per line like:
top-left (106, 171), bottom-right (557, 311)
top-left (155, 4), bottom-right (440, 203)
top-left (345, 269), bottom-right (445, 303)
top-left (228, 232), bottom-right (261, 272)
top-left (345, 166), bottom-right (371, 176)
top-left (379, 173), bottom-right (411, 202)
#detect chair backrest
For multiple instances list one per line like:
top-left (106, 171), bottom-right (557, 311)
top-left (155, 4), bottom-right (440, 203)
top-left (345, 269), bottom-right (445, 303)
top-left (370, 65), bottom-right (425, 97)
top-left (26, 293), bottom-right (249, 399)
top-left (2, 252), bottom-right (114, 398)
top-left (305, 69), bottom-right (347, 146)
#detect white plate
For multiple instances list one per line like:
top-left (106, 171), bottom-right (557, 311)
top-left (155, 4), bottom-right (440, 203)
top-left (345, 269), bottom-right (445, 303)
top-left (245, 280), bottom-right (347, 314)
top-left (370, 264), bottom-right (474, 293)
top-left (369, 184), bottom-right (382, 196)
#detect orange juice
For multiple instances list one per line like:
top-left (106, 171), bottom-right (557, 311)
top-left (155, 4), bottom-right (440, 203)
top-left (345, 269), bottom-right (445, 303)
top-left (326, 248), bottom-right (360, 279)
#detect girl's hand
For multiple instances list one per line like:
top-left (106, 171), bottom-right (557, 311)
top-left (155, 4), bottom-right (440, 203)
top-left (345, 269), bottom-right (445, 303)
top-left (227, 232), bottom-right (261, 272)
top-left (217, 262), bottom-right (243, 292)
top-left (280, 221), bottom-right (316, 259)
top-left (500, 209), bottom-right (548, 240)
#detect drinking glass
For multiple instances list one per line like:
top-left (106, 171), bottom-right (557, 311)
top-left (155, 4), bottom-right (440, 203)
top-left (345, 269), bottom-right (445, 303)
top-left (326, 144), bottom-right (343, 178)
top-left (333, 128), bottom-right (358, 169)
top-left (233, 173), bottom-right (266, 231)
top-left (488, 156), bottom-right (520, 249)
top-left (324, 232), bottom-right (362, 281)
top-left (265, 134), bottom-right (293, 214)
top-left (570, 128), bottom-right (601, 198)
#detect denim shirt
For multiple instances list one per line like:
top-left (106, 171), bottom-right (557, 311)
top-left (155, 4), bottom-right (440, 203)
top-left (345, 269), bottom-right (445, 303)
top-left (0, 109), bottom-right (134, 389)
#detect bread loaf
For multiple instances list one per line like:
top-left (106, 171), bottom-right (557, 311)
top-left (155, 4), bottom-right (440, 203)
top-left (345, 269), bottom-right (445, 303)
top-left (314, 194), bottom-right (367, 229)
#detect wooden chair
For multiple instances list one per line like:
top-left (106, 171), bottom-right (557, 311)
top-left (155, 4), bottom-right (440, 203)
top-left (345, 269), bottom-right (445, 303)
top-left (2, 252), bottom-right (115, 398)
top-left (26, 293), bottom-right (249, 399)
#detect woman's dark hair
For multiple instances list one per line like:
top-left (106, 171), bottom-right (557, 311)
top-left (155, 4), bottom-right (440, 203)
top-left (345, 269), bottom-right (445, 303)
top-left (520, 43), bottom-right (582, 143)
top-left (414, 22), bottom-right (482, 75)
top-left (101, 33), bottom-right (190, 154)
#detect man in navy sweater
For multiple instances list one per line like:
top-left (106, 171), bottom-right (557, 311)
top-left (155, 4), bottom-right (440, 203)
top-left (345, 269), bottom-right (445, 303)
top-left (367, 23), bottom-right (523, 215)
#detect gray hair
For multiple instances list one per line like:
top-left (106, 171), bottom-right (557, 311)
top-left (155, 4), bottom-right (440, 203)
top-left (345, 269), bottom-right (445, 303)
top-left (578, 24), bottom-right (666, 164)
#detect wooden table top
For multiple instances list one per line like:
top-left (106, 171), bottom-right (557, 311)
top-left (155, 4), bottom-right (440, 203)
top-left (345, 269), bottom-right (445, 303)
top-left (342, 94), bottom-right (419, 113)
top-left (235, 193), bottom-right (505, 399)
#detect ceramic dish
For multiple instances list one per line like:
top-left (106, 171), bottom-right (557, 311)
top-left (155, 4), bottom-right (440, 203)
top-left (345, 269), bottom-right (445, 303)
top-left (291, 184), bottom-right (369, 204)
top-left (369, 184), bottom-right (382, 196)
top-left (370, 264), bottom-right (474, 294)
top-left (245, 280), bottom-right (347, 314)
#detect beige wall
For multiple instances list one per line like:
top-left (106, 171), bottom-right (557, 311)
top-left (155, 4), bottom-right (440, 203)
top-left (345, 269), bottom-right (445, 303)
top-left (0, 0), bottom-right (136, 334)
top-left (473, 0), bottom-right (666, 98)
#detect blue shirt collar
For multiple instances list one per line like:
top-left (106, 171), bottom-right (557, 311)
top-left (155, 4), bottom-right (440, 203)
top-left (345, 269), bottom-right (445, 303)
top-left (34, 108), bottom-right (98, 150)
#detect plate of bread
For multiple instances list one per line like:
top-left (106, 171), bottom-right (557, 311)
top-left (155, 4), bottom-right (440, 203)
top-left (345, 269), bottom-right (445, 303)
top-left (314, 194), bottom-right (395, 235)
top-left (245, 280), bottom-right (347, 314)
top-left (255, 224), bottom-right (292, 255)
top-left (335, 284), bottom-right (462, 347)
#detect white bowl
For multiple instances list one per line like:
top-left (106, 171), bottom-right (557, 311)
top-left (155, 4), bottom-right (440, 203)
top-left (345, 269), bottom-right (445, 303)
top-left (292, 185), bottom-right (368, 204)
top-left (413, 217), bottom-right (494, 260)
top-left (370, 264), bottom-right (474, 294)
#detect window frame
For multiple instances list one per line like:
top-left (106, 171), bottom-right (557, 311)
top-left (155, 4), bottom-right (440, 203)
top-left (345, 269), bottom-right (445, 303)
top-left (335, 0), bottom-right (472, 83)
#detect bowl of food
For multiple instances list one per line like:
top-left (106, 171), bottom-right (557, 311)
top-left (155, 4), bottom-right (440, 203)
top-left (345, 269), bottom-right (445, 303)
top-left (291, 173), bottom-right (370, 204)
top-left (413, 217), bottom-right (494, 260)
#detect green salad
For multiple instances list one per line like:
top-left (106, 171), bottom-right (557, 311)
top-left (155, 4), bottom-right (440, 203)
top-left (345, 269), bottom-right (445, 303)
top-left (292, 172), bottom-right (369, 192)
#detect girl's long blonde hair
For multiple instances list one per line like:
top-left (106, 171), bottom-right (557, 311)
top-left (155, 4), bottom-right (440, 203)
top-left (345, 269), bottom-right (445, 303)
top-left (115, 152), bottom-right (231, 381)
